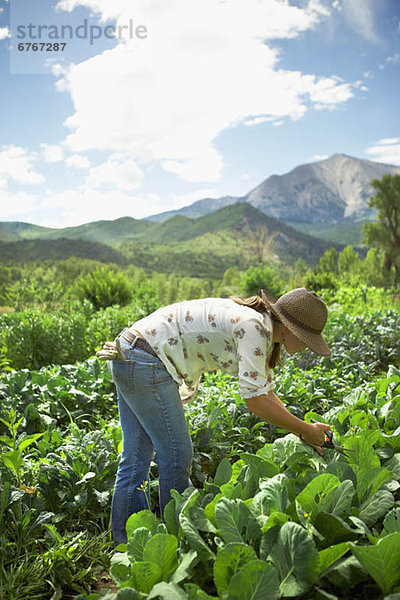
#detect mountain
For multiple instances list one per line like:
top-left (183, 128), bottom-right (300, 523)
top-left (245, 154), bottom-right (400, 223)
top-left (145, 196), bottom-right (240, 222)
top-left (0, 204), bottom-right (348, 278)
top-left (146, 154), bottom-right (400, 225)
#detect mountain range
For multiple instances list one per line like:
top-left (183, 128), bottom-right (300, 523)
top-left (146, 153), bottom-right (400, 224)
top-left (0, 204), bottom-right (346, 277)
top-left (0, 153), bottom-right (396, 277)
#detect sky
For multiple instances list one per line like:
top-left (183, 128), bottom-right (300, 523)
top-left (0, 0), bottom-right (399, 228)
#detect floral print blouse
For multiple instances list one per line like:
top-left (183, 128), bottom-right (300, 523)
top-left (133, 298), bottom-right (275, 403)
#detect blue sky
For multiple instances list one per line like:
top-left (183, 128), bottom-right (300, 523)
top-left (0, 0), bottom-right (399, 227)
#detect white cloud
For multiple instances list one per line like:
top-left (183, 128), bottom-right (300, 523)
top-left (0, 181), bottom-right (220, 226)
top-left (0, 26), bottom-right (10, 40)
top-left (162, 149), bottom-right (223, 183)
top-left (0, 191), bottom-right (39, 220)
top-left (365, 139), bottom-right (400, 166)
top-left (385, 54), bottom-right (400, 65)
top-left (40, 143), bottom-right (64, 163)
top-left (85, 154), bottom-right (143, 190)
top-left (243, 116), bottom-right (277, 127)
top-left (38, 187), bottom-right (164, 225)
top-left (341, 0), bottom-right (379, 43)
top-left (314, 154), bottom-right (329, 161)
top-left (307, 75), bottom-right (354, 108)
top-left (52, 0), bottom-right (355, 183)
top-left (0, 145), bottom-right (45, 185)
top-left (377, 138), bottom-right (400, 145)
top-left (65, 153), bottom-right (91, 169)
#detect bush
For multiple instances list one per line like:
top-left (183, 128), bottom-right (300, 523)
top-left (85, 303), bottom-right (141, 353)
top-left (0, 297), bottom-right (162, 370)
top-left (73, 266), bottom-right (132, 310)
top-left (303, 271), bottom-right (338, 292)
top-left (0, 310), bottom-right (87, 370)
top-left (240, 264), bottom-right (285, 297)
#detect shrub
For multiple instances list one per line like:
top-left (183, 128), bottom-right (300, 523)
top-left (0, 310), bottom-right (87, 370)
top-left (73, 266), bottom-right (132, 310)
top-left (303, 271), bottom-right (338, 292)
top-left (240, 264), bottom-right (285, 297)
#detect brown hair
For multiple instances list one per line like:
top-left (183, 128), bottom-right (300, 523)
top-left (232, 295), bottom-right (282, 368)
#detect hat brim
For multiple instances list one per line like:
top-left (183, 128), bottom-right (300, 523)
top-left (261, 288), bottom-right (331, 357)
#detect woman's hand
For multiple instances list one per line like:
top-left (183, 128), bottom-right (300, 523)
top-left (300, 422), bottom-right (331, 456)
top-left (96, 341), bottom-right (120, 361)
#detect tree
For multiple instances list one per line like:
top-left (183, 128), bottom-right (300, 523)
top-left (338, 245), bottom-right (362, 280)
top-left (362, 248), bottom-right (389, 287)
top-left (245, 225), bottom-right (278, 264)
top-left (363, 174), bottom-right (400, 286)
top-left (240, 264), bottom-right (285, 298)
top-left (315, 248), bottom-right (338, 275)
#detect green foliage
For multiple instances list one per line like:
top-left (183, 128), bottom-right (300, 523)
top-left (338, 245), bottom-right (362, 278)
top-left (305, 243), bottom-right (393, 289)
top-left (319, 285), bottom-right (400, 314)
top-left (240, 264), bottom-right (285, 297)
top-left (0, 204), bottom-right (351, 281)
top-left (2, 295), bottom-right (400, 597)
top-left (362, 247), bottom-right (388, 286)
top-left (73, 266), bottom-right (133, 310)
top-left (0, 309), bottom-right (88, 369)
top-left (363, 173), bottom-right (400, 285)
top-left (315, 248), bottom-right (338, 275)
top-left (303, 271), bottom-right (338, 292)
top-left (72, 361), bottom-right (400, 599)
top-left (287, 219), bottom-right (367, 246)
top-left (0, 238), bottom-right (125, 264)
top-left (5, 277), bottom-right (64, 312)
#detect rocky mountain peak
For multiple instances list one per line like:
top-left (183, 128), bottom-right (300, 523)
top-left (244, 153), bottom-right (400, 223)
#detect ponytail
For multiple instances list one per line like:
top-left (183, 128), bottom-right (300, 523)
top-left (231, 295), bottom-right (282, 368)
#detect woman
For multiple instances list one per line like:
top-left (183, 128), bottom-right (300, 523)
top-left (97, 287), bottom-right (331, 546)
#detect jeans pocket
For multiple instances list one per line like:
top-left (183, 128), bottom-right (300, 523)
top-left (110, 359), bottom-right (135, 394)
top-left (152, 363), bottom-right (174, 386)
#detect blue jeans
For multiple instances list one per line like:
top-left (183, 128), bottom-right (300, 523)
top-left (109, 335), bottom-right (193, 546)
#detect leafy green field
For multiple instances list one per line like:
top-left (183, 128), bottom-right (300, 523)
top-left (1, 308), bottom-right (400, 599)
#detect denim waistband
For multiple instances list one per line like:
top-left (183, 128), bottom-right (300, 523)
top-left (119, 329), bottom-right (158, 357)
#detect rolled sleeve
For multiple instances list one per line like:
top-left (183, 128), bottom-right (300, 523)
top-left (234, 317), bottom-right (275, 399)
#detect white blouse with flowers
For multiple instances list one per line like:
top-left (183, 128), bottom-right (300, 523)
top-left (133, 298), bottom-right (275, 403)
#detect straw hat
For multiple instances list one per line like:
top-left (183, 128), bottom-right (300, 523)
top-left (261, 287), bottom-right (331, 356)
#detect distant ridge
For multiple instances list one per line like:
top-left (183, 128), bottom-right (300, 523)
top-left (0, 238), bottom-right (126, 264)
top-left (1, 152), bottom-right (390, 271)
top-left (145, 154), bottom-right (400, 224)
top-left (0, 204), bottom-right (348, 277)
top-left (145, 195), bottom-right (240, 222)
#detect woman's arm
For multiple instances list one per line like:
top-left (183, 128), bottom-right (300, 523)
top-left (245, 390), bottom-right (330, 455)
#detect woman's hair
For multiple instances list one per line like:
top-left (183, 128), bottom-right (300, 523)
top-left (232, 295), bottom-right (282, 368)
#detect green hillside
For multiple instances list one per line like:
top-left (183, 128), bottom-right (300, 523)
top-left (0, 221), bottom-right (51, 241)
top-left (0, 238), bottom-right (125, 264)
top-left (286, 220), bottom-right (368, 246)
top-left (0, 217), bottom-right (152, 245)
top-left (0, 204), bottom-right (347, 277)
